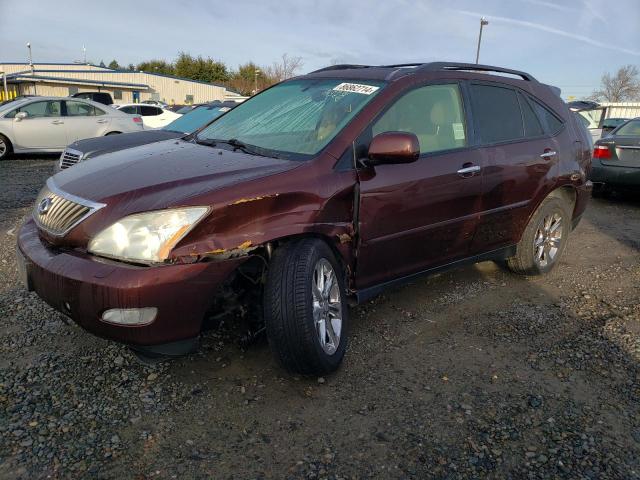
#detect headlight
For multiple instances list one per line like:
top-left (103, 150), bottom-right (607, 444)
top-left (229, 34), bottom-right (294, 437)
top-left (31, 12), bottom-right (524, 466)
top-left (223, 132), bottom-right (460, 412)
top-left (88, 207), bottom-right (209, 263)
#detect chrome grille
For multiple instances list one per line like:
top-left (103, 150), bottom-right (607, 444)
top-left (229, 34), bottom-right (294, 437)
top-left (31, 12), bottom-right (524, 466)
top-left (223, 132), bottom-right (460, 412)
top-left (59, 148), bottom-right (83, 170)
top-left (33, 180), bottom-right (105, 236)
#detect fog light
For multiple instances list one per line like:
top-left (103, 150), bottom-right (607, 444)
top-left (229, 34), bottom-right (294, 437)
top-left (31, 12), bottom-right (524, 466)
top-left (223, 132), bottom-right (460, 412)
top-left (101, 308), bottom-right (157, 326)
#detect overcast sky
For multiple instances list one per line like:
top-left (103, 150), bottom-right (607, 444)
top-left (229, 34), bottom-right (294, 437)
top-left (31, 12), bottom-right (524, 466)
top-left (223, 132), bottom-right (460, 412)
top-left (1, 0), bottom-right (639, 99)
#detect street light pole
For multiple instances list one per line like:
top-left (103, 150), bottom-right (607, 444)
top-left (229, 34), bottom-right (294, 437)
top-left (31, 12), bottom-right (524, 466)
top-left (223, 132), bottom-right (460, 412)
top-left (27, 42), bottom-right (36, 95)
top-left (27, 42), bottom-right (33, 74)
top-left (475, 17), bottom-right (489, 64)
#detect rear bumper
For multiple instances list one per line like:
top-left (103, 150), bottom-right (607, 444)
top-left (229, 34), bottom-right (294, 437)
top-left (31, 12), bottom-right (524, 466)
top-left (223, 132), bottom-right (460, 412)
top-left (591, 160), bottom-right (640, 187)
top-left (17, 219), bottom-right (245, 347)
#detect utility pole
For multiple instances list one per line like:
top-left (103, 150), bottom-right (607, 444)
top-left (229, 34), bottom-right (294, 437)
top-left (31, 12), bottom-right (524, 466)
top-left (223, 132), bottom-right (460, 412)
top-left (83, 45), bottom-right (87, 64)
top-left (475, 17), bottom-right (489, 64)
top-left (254, 68), bottom-right (260, 95)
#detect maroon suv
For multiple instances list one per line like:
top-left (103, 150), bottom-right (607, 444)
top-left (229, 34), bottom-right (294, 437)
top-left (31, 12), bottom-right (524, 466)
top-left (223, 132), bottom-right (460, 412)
top-left (17, 62), bottom-right (592, 374)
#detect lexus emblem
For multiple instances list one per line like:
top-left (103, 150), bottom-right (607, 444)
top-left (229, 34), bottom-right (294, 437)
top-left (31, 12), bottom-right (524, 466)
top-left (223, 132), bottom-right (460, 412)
top-left (38, 197), bottom-right (53, 215)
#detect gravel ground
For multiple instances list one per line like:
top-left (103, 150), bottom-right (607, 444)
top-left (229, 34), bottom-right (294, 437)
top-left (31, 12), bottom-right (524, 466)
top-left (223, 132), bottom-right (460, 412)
top-left (1, 156), bottom-right (639, 479)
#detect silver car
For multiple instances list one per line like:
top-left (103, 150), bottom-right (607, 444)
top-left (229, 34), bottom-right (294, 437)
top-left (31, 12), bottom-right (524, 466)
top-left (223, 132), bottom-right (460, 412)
top-left (0, 96), bottom-right (144, 160)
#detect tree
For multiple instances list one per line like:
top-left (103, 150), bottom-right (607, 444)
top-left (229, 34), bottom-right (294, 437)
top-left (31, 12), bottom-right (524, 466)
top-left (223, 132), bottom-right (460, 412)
top-left (263, 53), bottom-right (304, 82)
top-left (174, 52), bottom-right (229, 83)
top-left (108, 59), bottom-right (120, 70)
top-left (227, 62), bottom-right (268, 95)
top-left (590, 65), bottom-right (640, 102)
top-left (127, 63), bottom-right (135, 71)
top-left (99, 60), bottom-right (106, 68)
top-left (137, 59), bottom-right (175, 75)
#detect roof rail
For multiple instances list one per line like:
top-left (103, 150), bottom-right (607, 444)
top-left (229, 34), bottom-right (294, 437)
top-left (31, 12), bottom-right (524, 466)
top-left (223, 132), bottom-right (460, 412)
top-left (417, 62), bottom-right (537, 82)
top-left (309, 64), bottom-right (371, 73)
top-left (309, 61), bottom-right (537, 82)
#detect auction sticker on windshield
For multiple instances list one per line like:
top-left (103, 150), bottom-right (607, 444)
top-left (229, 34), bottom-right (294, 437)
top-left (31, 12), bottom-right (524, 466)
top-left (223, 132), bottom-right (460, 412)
top-left (333, 83), bottom-right (380, 95)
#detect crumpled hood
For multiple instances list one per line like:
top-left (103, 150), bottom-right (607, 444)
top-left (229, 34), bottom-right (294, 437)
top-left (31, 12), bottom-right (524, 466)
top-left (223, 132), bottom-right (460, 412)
top-left (52, 139), bottom-right (300, 209)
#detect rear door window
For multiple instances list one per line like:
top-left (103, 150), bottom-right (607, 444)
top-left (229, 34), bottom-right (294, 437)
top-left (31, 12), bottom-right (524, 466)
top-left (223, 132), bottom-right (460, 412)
top-left (140, 106), bottom-right (162, 116)
top-left (372, 83), bottom-right (467, 154)
top-left (65, 101), bottom-right (97, 116)
top-left (470, 84), bottom-right (523, 143)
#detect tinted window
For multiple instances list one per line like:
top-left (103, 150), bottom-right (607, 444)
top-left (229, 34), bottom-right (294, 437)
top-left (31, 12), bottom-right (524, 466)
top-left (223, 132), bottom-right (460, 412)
top-left (140, 106), bottom-right (162, 116)
top-left (470, 84), bottom-right (523, 143)
top-left (518, 94), bottom-right (544, 137)
top-left (372, 84), bottom-right (466, 154)
top-left (615, 119), bottom-right (640, 136)
top-left (66, 101), bottom-right (97, 117)
top-left (119, 105), bottom-right (138, 115)
top-left (531, 100), bottom-right (563, 134)
top-left (7, 100), bottom-right (62, 118)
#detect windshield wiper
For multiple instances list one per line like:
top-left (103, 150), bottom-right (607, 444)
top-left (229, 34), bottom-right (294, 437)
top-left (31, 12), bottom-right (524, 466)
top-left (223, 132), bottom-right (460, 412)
top-left (195, 137), bottom-right (277, 158)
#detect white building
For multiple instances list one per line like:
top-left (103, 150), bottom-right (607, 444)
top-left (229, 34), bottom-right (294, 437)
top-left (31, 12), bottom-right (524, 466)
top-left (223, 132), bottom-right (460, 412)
top-left (0, 63), bottom-right (245, 104)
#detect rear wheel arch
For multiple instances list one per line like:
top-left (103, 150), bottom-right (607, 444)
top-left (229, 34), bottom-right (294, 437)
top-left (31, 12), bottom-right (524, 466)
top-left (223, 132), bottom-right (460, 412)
top-left (547, 185), bottom-right (577, 212)
top-left (105, 131), bottom-right (121, 136)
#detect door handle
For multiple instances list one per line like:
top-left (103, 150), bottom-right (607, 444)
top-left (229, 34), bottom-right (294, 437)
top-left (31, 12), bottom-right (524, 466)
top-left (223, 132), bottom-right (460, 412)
top-left (96, 119), bottom-right (108, 123)
top-left (51, 120), bottom-right (64, 125)
top-left (540, 150), bottom-right (557, 159)
top-left (457, 165), bottom-right (481, 177)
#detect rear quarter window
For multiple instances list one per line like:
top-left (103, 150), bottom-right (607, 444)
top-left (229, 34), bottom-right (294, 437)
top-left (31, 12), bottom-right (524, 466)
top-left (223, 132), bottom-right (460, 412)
top-left (531, 99), bottom-right (563, 135)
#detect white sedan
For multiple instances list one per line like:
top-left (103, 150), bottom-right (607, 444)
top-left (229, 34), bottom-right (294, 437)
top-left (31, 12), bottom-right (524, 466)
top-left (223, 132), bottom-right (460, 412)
top-left (0, 96), bottom-right (144, 160)
top-left (113, 103), bottom-right (181, 129)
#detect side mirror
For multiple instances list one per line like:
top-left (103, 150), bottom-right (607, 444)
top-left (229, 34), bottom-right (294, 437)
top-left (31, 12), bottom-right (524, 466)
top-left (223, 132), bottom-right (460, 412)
top-left (14, 112), bottom-right (28, 121)
top-left (366, 131), bottom-right (420, 166)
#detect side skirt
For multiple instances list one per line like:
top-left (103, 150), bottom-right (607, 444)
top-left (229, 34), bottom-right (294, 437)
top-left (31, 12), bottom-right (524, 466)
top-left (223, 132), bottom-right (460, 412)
top-left (354, 245), bottom-right (517, 304)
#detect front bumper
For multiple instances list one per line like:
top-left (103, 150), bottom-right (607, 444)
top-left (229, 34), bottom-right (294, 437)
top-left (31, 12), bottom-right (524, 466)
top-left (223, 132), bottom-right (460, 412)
top-left (590, 160), bottom-right (640, 187)
top-left (17, 219), bottom-right (245, 347)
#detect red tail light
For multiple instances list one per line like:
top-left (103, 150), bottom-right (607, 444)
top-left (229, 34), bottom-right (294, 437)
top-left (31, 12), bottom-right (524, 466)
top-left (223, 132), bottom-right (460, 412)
top-left (133, 116), bottom-right (142, 124)
top-left (593, 145), bottom-right (612, 159)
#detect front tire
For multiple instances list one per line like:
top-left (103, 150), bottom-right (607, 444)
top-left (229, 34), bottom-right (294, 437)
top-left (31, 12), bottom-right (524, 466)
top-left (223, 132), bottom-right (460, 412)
top-left (507, 196), bottom-right (571, 275)
top-left (264, 238), bottom-right (349, 375)
top-left (0, 134), bottom-right (12, 160)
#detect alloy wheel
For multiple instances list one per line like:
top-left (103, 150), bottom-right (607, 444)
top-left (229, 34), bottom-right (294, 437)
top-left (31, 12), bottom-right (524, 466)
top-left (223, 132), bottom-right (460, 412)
top-left (534, 212), bottom-right (563, 268)
top-left (311, 258), bottom-right (342, 355)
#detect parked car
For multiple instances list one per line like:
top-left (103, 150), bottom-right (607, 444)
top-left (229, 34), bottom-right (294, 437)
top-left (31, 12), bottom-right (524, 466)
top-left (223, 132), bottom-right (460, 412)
top-left (600, 117), bottom-right (629, 137)
top-left (569, 101), bottom-right (630, 143)
top-left (112, 103), bottom-right (181, 129)
top-left (17, 62), bottom-right (592, 374)
top-left (142, 100), bottom-right (169, 109)
top-left (0, 96), bottom-right (143, 160)
top-left (72, 92), bottom-right (114, 106)
top-left (55, 101), bottom-right (239, 171)
top-left (591, 117), bottom-right (640, 194)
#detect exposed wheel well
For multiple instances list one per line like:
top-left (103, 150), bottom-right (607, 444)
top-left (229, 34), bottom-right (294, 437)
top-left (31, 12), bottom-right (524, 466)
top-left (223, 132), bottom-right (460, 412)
top-left (548, 185), bottom-right (577, 213)
top-left (268, 233), bottom-right (347, 270)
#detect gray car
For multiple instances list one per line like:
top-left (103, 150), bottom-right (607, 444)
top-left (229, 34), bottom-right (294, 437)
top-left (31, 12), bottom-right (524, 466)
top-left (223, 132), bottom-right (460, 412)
top-left (591, 117), bottom-right (640, 194)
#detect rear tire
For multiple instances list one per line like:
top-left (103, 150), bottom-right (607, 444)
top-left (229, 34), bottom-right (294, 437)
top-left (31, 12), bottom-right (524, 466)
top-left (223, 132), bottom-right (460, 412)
top-left (264, 238), bottom-right (349, 375)
top-left (0, 134), bottom-right (12, 160)
top-left (507, 196), bottom-right (571, 275)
